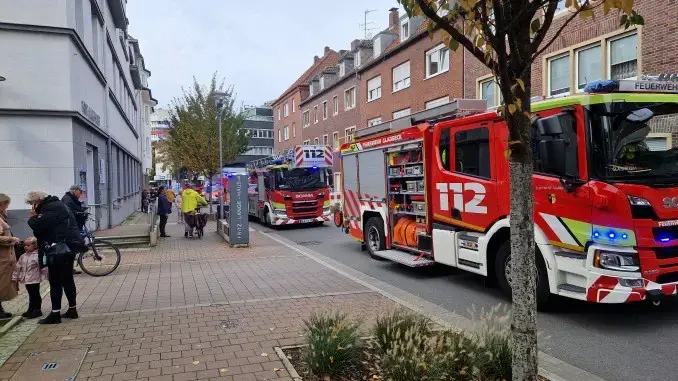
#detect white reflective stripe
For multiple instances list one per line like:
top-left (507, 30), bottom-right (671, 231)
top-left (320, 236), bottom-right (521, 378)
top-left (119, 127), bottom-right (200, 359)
top-left (539, 213), bottom-right (579, 246)
top-left (600, 283), bottom-right (632, 303)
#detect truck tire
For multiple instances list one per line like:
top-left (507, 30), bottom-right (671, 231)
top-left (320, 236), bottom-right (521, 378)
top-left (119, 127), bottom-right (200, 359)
top-left (364, 217), bottom-right (386, 260)
top-left (494, 241), bottom-right (551, 310)
top-left (264, 207), bottom-right (275, 229)
top-left (333, 210), bottom-right (343, 227)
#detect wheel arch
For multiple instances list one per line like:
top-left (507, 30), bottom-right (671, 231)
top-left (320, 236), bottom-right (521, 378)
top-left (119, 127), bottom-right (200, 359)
top-left (484, 218), bottom-right (557, 293)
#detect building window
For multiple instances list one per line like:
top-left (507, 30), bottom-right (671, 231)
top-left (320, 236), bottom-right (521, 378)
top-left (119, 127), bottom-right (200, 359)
top-left (333, 96), bottom-right (339, 115)
top-left (339, 61), bottom-right (346, 77)
top-left (91, 16), bottom-right (100, 64)
top-left (303, 111), bottom-right (310, 127)
top-left (246, 146), bottom-right (274, 155)
top-left (455, 128), bottom-right (491, 178)
top-left (355, 52), bottom-right (361, 67)
top-left (548, 54), bottom-right (570, 96)
top-left (323, 101), bottom-right (328, 120)
top-left (401, 18), bottom-right (410, 40)
top-left (393, 108), bottom-right (411, 120)
top-left (333, 132), bottom-right (339, 150)
top-left (314, 137), bottom-right (319, 145)
top-left (393, 61), bottom-right (411, 92)
top-left (284, 126), bottom-right (290, 141)
top-left (320, 76), bottom-right (325, 90)
top-left (323, 134), bottom-right (329, 145)
top-left (292, 98), bottom-right (295, 113)
top-left (314, 106), bottom-right (319, 123)
top-left (293, 123), bottom-right (296, 138)
top-left (345, 127), bottom-right (356, 143)
top-left (284, 103), bottom-right (289, 117)
top-left (278, 129), bottom-right (282, 142)
top-left (344, 87), bottom-right (356, 110)
top-left (303, 140), bottom-right (310, 145)
top-left (646, 133), bottom-right (672, 151)
top-left (367, 76), bottom-right (382, 102)
top-left (609, 33), bottom-right (638, 80)
top-left (310, 85), bottom-right (315, 96)
top-left (426, 96), bottom-right (450, 109)
top-left (479, 78), bottom-right (496, 108)
top-left (368, 117), bottom-right (382, 126)
top-left (426, 44), bottom-right (450, 78)
top-left (576, 44), bottom-right (602, 91)
top-left (278, 107), bottom-right (281, 120)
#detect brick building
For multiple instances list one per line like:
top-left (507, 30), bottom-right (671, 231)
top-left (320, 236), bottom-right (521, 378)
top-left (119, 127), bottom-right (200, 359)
top-left (357, 8), bottom-right (465, 129)
top-left (299, 43), bottom-right (364, 152)
top-left (272, 48), bottom-right (338, 152)
top-left (465, 0), bottom-right (678, 146)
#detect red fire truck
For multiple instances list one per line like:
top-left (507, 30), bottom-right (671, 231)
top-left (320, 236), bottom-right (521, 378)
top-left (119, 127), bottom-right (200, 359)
top-left (339, 77), bottom-right (678, 306)
top-left (247, 145), bottom-right (334, 226)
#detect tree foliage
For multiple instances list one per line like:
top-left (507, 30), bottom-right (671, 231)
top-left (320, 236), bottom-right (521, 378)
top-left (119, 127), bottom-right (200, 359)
top-left (157, 73), bottom-right (248, 180)
top-left (397, 0), bottom-right (643, 379)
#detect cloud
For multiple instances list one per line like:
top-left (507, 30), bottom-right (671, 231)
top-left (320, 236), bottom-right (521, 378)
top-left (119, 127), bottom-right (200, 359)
top-left (127, 0), bottom-right (400, 108)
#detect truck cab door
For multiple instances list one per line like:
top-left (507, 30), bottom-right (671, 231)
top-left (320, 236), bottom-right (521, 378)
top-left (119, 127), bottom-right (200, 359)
top-left (432, 121), bottom-right (500, 231)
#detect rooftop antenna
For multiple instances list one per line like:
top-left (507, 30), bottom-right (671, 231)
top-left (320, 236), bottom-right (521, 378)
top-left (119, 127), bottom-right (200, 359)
top-left (360, 9), bottom-right (378, 39)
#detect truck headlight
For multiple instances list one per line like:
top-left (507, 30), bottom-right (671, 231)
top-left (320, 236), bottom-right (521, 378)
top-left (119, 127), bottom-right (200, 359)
top-left (627, 195), bottom-right (651, 206)
top-left (323, 206), bottom-right (331, 214)
top-left (274, 208), bottom-right (287, 216)
top-left (594, 250), bottom-right (640, 272)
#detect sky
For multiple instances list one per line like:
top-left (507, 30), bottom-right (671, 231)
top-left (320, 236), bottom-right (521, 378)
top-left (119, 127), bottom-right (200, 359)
top-left (126, 0), bottom-right (402, 109)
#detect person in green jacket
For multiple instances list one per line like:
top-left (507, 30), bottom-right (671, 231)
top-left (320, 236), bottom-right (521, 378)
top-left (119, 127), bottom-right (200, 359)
top-left (181, 184), bottom-right (207, 237)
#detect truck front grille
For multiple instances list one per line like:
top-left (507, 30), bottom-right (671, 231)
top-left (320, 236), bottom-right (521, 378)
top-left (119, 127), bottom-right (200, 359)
top-left (290, 201), bottom-right (319, 215)
top-left (654, 247), bottom-right (678, 260)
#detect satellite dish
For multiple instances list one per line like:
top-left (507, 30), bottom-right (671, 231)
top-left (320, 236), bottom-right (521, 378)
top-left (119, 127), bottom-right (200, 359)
top-left (0, 76), bottom-right (6, 82)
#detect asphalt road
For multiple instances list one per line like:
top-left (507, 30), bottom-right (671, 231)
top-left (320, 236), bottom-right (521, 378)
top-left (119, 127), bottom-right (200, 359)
top-left (256, 222), bottom-right (678, 381)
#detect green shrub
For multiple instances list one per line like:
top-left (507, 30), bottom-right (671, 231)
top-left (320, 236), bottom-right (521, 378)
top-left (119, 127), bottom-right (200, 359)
top-left (373, 309), bottom-right (432, 354)
top-left (302, 311), bottom-right (361, 379)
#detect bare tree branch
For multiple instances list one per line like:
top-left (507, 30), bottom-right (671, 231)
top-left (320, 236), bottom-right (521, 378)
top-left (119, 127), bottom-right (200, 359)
top-left (530, 0), bottom-right (561, 53)
top-left (413, 0), bottom-right (498, 70)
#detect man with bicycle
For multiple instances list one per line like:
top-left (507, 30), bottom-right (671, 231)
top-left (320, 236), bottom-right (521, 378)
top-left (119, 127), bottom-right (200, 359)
top-left (181, 184), bottom-right (207, 238)
top-left (61, 185), bottom-right (87, 274)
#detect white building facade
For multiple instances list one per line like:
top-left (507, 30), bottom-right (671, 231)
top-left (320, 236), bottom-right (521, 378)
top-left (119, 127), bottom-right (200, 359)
top-left (129, 37), bottom-right (157, 186)
top-left (149, 108), bottom-right (172, 185)
top-left (0, 0), bottom-right (153, 235)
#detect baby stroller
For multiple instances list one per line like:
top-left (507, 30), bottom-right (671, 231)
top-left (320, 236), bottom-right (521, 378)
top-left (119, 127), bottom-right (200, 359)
top-left (186, 208), bottom-right (208, 238)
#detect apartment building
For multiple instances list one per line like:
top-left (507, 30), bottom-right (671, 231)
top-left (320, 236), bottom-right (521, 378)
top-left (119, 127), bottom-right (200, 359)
top-left (465, 0), bottom-right (678, 146)
top-left (236, 106), bottom-right (274, 163)
top-left (272, 48), bottom-right (338, 152)
top-left (0, 0), bottom-right (153, 235)
top-left (129, 37), bottom-right (157, 186)
top-left (357, 8), bottom-right (464, 130)
top-left (299, 44), bottom-right (362, 164)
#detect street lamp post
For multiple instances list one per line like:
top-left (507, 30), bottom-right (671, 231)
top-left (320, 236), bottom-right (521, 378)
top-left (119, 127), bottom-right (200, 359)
top-left (213, 92), bottom-right (227, 220)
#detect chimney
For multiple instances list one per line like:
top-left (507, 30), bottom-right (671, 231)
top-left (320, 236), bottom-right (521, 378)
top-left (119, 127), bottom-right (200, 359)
top-left (389, 7), bottom-right (399, 27)
top-left (314, 55), bottom-right (319, 63)
top-left (350, 39), bottom-right (361, 51)
top-left (324, 46), bottom-right (331, 55)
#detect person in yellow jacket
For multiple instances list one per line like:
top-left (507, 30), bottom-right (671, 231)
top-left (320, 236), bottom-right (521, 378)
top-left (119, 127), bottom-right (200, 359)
top-left (165, 187), bottom-right (175, 203)
top-left (181, 184), bottom-right (207, 237)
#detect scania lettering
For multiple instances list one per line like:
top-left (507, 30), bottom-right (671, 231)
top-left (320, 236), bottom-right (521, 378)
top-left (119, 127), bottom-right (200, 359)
top-left (338, 78), bottom-right (678, 307)
top-left (247, 145), bottom-right (333, 227)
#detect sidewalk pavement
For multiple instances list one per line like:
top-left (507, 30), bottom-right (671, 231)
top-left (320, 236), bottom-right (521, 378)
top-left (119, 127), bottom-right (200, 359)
top-left (0, 221), bottom-right (604, 381)
top-left (96, 211), bottom-right (151, 238)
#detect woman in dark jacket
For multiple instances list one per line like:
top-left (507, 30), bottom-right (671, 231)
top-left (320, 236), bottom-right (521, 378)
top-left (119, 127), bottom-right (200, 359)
top-left (26, 191), bottom-right (84, 324)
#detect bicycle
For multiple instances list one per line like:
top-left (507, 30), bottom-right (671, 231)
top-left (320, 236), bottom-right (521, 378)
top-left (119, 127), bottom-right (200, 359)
top-left (76, 212), bottom-right (121, 276)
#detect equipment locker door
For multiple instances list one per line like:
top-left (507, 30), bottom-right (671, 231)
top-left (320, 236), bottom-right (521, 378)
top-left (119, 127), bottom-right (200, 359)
top-left (357, 149), bottom-right (386, 202)
top-left (342, 153), bottom-right (362, 237)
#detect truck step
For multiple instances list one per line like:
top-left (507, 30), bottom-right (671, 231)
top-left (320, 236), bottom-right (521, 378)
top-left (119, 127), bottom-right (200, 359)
top-left (558, 284), bottom-right (586, 293)
top-left (371, 249), bottom-right (435, 267)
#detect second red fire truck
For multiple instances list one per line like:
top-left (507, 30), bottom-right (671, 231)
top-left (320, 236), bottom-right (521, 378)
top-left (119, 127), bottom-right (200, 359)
top-left (247, 145), bottom-right (334, 227)
top-left (339, 77), bottom-right (678, 306)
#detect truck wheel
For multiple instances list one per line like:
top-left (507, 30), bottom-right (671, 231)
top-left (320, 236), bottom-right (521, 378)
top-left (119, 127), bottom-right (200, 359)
top-left (333, 210), bottom-right (343, 227)
top-left (494, 241), bottom-right (551, 310)
top-left (364, 217), bottom-right (386, 260)
top-left (264, 208), bottom-right (274, 228)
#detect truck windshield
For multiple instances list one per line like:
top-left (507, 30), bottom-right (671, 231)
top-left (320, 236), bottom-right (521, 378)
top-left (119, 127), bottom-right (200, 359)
top-left (274, 167), bottom-right (327, 191)
top-left (588, 101), bottom-right (678, 186)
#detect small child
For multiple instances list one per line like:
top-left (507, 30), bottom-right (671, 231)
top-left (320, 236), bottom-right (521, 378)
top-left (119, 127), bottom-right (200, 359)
top-left (11, 237), bottom-right (48, 319)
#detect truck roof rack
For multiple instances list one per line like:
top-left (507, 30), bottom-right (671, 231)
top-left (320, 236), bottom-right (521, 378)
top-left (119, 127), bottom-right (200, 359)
top-left (355, 99), bottom-right (487, 140)
top-left (246, 149), bottom-right (295, 171)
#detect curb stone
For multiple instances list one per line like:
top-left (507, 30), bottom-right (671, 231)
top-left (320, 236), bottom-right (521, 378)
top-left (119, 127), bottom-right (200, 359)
top-left (0, 316), bottom-right (23, 337)
top-left (257, 228), bottom-right (607, 381)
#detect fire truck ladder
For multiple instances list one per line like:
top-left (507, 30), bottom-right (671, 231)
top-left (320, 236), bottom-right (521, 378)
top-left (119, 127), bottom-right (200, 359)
top-left (354, 98), bottom-right (488, 140)
top-left (246, 149), bottom-right (295, 171)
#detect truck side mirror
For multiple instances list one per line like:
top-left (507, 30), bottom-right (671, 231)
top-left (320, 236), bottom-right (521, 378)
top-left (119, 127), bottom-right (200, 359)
top-left (539, 139), bottom-right (567, 176)
top-left (536, 113), bottom-right (566, 136)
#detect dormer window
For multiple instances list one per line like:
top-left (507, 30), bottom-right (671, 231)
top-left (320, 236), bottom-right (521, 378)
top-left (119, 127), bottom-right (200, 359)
top-left (374, 38), bottom-right (382, 57)
top-left (310, 85), bottom-right (314, 96)
top-left (339, 61), bottom-right (346, 77)
top-left (355, 52), bottom-right (361, 67)
top-left (320, 76), bottom-right (325, 90)
top-left (401, 18), bottom-right (410, 40)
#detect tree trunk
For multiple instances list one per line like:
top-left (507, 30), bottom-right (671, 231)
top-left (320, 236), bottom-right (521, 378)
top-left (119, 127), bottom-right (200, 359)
top-left (509, 151), bottom-right (538, 380)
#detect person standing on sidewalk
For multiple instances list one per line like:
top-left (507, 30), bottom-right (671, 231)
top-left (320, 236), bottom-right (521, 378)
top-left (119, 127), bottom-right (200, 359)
top-left (26, 191), bottom-right (84, 325)
top-left (157, 186), bottom-right (172, 238)
top-left (61, 185), bottom-right (85, 275)
top-left (0, 194), bottom-right (19, 319)
top-left (11, 237), bottom-right (48, 319)
top-left (181, 184), bottom-right (207, 238)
